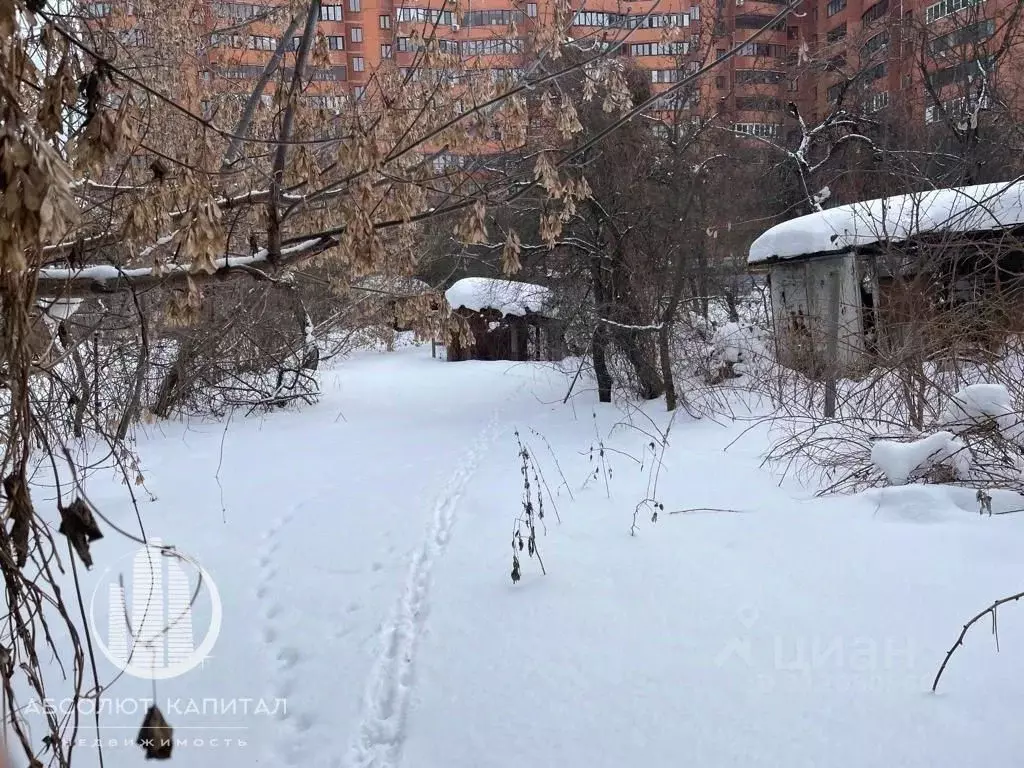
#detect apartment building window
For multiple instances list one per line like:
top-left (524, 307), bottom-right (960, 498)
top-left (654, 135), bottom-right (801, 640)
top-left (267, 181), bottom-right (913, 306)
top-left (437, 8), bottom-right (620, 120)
top-left (87, 2), bottom-right (112, 15)
top-left (210, 32), bottom-right (243, 48)
top-left (926, 93), bottom-right (989, 123)
top-left (650, 69), bottom-right (681, 83)
top-left (288, 36), bottom-right (302, 50)
top-left (861, 30), bottom-right (889, 57)
top-left (350, 26), bottom-right (363, 42)
top-left (716, 75), bottom-right (727, 89)
top-left (381, 43), bottom-right (392, 57)
top-left (354, 85), bottom-right (366, 99)
top-left (352, 56), bottom-right (365, 71)
top-left (463, 9), bottom-right (523, 25)
top-left (823, 52), bottom-right (846, 70)
top-left (861, 0), bottom-right (888, 24)
top-left (716, 48), bottom-right (726, 59)
top-left (733, 122), bottom-right (780, 138)
top-left (929, 18), bottom-right (995, 53)
top-left (348, 0), bottom-right (360, 11)
top-left (737, 41), bottom-right (787, 58)
top-left (735, 69), bottom-right (785, 84)
top-left (397, 36), bottom-right (411, 51)
top-left (327, 35), bottom-right (345, 49)
top-left (827, 82), bottom-right (845, 102)
top-left (460, 38), bottom-right (521, 55)
top-left (213, 64), bottom-right (267, 79)
top-left (320, 4), bottom-right (342, 20)
top-left (863, 91), bottom-right (889, 113)
top-left (379, 13), bottom-right (390, 27)
top-left (826, 22), bottom-right (846, 42)
top-left (213, 2), bottom-right (269, 20)
top-left (396, 7), bottom-right (454, 24)
top-left (570, 9), bottom-right (689, 28)
top-left (863, 61), bottom-right (887, 82)
top-left (651, 92), bottom-right (697, 110)
top-left (122, 28), bottom-right (151, 46)
top-left (251, 35), bottom-right (276, 50)
top-left (689, 4), bottom-right (699, 19)
top-left (930, 56), bottom-right (990, 88)
top-left (635, 12), bottom-right (688, 27)
top-left (308, 94), bottom-right (346, 110)
top-left (527, 2), bottom-right (537, 16)
top-left (573, 11), bottom-right (616, 26)
top-left (924, 0), bottom-right (982, 24)
top-left (735, 96), bottom-right (782, 111)
top-left (629, 42), bottom-right (688, 56)
top-left (651, 123), bottom-right (671, 141)
top-left (825, 0), bottom-right (845, 17)
top-left (488, 67), bottom-right (522, 82)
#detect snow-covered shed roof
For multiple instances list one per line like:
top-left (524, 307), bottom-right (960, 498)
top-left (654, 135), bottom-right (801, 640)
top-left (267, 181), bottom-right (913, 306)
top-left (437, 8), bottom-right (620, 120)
top-left (748, 181), bottom-right (1024, 266)
top-left (445, 277), bottom-right (553, 317)
top-left (351, 275), bottom-right (433, 298)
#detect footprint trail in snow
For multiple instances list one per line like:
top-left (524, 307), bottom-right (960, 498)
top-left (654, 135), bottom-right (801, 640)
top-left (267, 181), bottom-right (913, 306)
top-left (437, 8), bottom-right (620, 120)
top-left (256, 507), bottom-right (316, 765)
top-left (345, 412), bottom-right (504, 768)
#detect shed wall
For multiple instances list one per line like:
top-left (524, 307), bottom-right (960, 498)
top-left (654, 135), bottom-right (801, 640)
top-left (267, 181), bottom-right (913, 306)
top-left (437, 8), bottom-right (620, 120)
top-left (770, 254), bottom-right (865, 373)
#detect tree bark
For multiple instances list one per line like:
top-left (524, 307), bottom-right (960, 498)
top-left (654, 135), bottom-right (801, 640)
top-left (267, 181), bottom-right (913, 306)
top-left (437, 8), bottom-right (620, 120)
top-left (659, 322), bottom-right (676, 411)
top-left (590, 254), bottom-right (612, 402)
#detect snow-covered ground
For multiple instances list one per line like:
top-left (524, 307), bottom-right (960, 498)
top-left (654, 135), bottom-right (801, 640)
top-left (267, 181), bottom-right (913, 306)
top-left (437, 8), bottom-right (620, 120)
top-left (42, 342), bottom-right (1024, 767)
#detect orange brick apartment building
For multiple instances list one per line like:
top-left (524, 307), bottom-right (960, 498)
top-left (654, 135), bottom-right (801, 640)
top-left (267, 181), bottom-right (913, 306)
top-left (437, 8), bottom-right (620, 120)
top-left (93, 0), bottom-right (1024, 146)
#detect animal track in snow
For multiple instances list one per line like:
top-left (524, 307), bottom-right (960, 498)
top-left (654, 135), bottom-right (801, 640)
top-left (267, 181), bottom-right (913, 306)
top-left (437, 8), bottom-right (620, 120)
top-left (256, 508), bottom-right (320, 766)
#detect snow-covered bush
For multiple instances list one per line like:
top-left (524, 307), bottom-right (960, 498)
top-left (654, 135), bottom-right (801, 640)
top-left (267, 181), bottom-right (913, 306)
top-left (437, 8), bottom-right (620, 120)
top-left (759, 327), bottom-right (1024, 494)
top-left (937, 383), bottom-right (1024, 446)
top-left (870, 432), bottom-right (970, 485)
top-left (708, 320), bottom-right (770, 380)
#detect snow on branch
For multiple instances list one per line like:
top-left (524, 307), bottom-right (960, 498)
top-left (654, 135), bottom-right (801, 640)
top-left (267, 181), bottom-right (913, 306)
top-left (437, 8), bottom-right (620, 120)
top-left (599, 318), bottom-right (664, 332)
top-left (35, 237), bottom-right (332, 295)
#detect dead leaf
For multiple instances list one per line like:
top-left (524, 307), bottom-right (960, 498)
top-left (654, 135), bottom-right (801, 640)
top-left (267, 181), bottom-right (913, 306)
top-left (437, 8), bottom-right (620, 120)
top-left (58, 497), bottom-right (103, 569)
top-left (137, 705), bottom-right (173, 759)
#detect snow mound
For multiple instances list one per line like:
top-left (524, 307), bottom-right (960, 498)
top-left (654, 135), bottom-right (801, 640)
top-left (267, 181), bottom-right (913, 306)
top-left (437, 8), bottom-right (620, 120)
top-left (865, 484), bottom-right (1024, 521)
top-left (937, 383), bottom-right (1024, 444)
top-left (445, 277), bottom-right (553, 317)
top-left (870, 431), bottom-right (970, 485)
top-left (711, 321), bottom-right (766, 366)
top-left (748, 181), bottom-right (1024, 264)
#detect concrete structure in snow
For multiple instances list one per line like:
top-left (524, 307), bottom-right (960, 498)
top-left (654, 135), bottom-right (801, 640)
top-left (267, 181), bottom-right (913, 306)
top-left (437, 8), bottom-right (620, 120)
top-left (748, 181), bottom-right (1024, 373)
